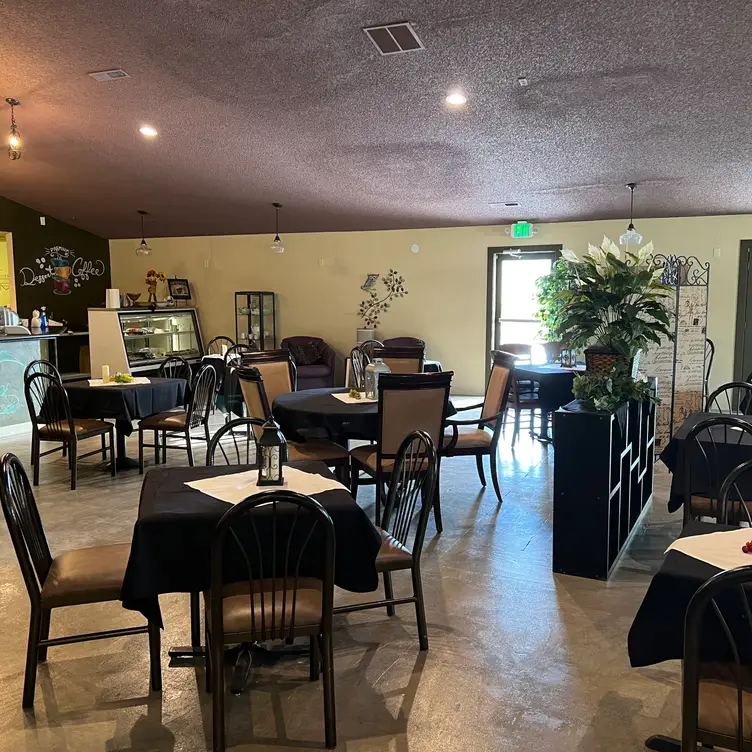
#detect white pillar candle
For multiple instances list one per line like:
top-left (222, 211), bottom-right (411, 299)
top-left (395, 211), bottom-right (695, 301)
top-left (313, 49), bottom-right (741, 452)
top-left (221, 344), bottom-right (228, 356)
top-left (101, 365), bottom-right (110, 383)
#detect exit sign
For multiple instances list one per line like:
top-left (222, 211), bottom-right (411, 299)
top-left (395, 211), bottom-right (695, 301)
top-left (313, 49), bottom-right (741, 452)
top-left (511, 221), bottom-right (534, 238)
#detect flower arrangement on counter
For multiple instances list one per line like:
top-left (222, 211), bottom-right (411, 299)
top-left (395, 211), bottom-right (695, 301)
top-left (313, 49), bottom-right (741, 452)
top-left (145, 269), bottom-right (166, 302)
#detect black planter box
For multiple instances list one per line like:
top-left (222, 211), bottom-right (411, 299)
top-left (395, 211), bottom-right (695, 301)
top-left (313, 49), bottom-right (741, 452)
top-left (552, 399), bottom-right (656, 580)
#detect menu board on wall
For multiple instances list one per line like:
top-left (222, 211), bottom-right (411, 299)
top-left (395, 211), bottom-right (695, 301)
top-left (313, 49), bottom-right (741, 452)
top-left (638, 263), bottom-right (709, 449)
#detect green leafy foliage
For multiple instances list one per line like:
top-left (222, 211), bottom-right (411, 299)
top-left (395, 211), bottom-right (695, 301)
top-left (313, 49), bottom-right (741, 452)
top-left (572, 363), bottom-right (657, 412)
top-left (358, 269), bottom-right (408, 329)
top-left (535, 259), bottom-right (570, 341)
top-left (545, 237), bottom-right (673, 359)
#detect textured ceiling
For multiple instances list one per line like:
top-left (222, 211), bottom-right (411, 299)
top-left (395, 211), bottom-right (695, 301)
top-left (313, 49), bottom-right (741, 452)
top-left (1, 0), bottom-right (751, 239)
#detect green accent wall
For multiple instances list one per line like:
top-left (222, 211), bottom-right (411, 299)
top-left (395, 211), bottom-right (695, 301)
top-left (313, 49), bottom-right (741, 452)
top-left (0, 196), bottom-right (110, 329)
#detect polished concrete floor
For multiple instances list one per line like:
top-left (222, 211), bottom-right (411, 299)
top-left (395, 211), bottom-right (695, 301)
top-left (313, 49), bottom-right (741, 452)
top-left (0, 406), bottom-right (682, 751)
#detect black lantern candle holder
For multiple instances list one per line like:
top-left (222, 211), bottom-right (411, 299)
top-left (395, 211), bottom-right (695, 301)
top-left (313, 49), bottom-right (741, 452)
top-left (257, 419), bottom-right (288, 486)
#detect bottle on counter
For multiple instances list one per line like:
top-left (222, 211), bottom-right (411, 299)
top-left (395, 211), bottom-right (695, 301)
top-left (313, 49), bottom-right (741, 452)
top-left (39, 307), bottom-right (49, 332)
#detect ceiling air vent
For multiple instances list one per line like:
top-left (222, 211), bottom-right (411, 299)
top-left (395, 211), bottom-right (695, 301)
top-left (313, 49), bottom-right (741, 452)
top-left (363, 22), bottom-right (424, 55)
top-left (88, 69), bottom-right (130, 82)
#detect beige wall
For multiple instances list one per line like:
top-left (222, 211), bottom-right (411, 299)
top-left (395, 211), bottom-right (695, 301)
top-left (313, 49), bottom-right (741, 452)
top-left (110, 215), bottom-right (752, 395)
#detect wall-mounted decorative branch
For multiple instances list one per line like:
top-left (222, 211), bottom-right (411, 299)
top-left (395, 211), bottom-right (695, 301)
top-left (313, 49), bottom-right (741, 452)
top-left (358, 269), bottom-right (407, 329)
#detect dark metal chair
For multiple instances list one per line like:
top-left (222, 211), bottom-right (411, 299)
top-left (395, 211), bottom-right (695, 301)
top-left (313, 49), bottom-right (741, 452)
top-left (335, 431), bottom-right (437, 650)
top-left (706, 382), bottom-right (752, 416)
top-left (681, 416), bottom-right (752, 523)
top-left (205, 490), bottom-right (337, 750)
top-left (0, 453), bottom-right (160, 707)
top-left (206, 417), bottom-right (264, 466)
top-left (705, 337), bottom-right (715, 400)
top-left (718, 458), bottom-right (752, 526)
top-left (138, 365), bottom-right (216, 472)
top-left (349, 346), bottom-right (370, 389)
top-left (646, 565), bottom-right (752, 751)
top-left (498, 343), bottom-right (532, 364)
top-left (159, 355), bottom-right (193, 408)
top-left (442, 351), bottom-right (515, 503)
top-left (206, 336), bottom-right (235, 356)
top-left (373, 345), bottom-right (425, 374)
top-left (358, 339), bottom-right (383, 360)
top-left (25, 372), bottom-right (115, 490)
top-left (24, 359), bottom-right (62, 384)
top-left (350, 372), bottom-right (453, 530)
top-left (224, 343), bottom-right (254, 368)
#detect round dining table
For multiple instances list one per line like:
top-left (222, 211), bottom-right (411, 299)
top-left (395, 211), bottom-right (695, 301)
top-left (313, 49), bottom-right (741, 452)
top-left (273, 386), bottom-right (456, 443)
top-left (64, 377), bottom-right (187, 469)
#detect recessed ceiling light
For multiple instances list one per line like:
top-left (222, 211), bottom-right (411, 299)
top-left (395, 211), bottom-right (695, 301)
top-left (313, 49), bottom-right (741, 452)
top-left (446, 91), bottom-right (467, 107)
top-left (517, 76), bottom-right (529, 87)
top-left (139, 125), bottom-right (158, 138)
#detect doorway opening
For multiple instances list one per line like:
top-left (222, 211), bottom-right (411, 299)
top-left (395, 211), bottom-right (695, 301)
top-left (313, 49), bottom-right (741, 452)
top-left (486, 245), bottom-right (562, 370)
top-left (734, 239), bottom-right (752, 383)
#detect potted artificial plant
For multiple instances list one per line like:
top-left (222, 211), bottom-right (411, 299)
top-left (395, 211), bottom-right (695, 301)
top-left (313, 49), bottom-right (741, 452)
top-left (357, 269), bottom-right (408, 341)
top-left (554, 237), bottom-right (673, 375)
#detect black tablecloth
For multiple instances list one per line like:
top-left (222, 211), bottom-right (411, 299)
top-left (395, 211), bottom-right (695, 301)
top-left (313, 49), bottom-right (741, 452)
top-left (660, 412), bottom-right (752, 513)
top-left (64, 378), bottom-right (187, 435)
top-left (273, 387), bottom-right (456, 443)
top-left (515, 364), bottom-right (580, 413)
top-left (627, 521), bottom-right (752, 667)
top-left (120, 462), bottom-right (381, 624)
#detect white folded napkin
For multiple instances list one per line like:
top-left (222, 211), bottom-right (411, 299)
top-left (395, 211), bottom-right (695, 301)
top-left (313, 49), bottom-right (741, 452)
top-left (88, 377), bottom-right (151, 387)
top-left (185, 466), bottom-right (348, 504)
top-left (332, 392), bottom-right (376, 405)
top-left (666, 528), bottom-right (752, 570)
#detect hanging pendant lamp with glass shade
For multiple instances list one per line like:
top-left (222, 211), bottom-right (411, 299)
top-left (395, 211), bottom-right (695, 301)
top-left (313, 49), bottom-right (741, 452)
top-left (6, 98), bottom-right (22, 160)
top-left (135, 210), bottom-right (153, 256)
top-left (270, 202), bottom-right (285, 253)
top-left (619, 182), bottom-right (643, 247)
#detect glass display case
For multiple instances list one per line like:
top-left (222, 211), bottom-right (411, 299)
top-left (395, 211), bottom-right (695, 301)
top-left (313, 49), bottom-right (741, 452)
top-left (118, 308), bottom-right (203, 372)
top-left (235, 291), bottom-right (276, 350)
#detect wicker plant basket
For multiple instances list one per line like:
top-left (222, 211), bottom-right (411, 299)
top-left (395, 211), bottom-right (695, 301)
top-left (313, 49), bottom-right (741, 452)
top-left (584, 347), bottom-right (630, 376)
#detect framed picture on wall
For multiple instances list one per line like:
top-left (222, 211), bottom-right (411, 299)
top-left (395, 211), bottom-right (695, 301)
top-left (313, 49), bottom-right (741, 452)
top-left (168, 278), bottom-right (191, 300)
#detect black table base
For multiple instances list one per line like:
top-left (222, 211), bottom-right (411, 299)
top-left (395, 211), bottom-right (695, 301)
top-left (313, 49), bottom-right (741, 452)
top-left (644, 736), bottom-right (680, 751)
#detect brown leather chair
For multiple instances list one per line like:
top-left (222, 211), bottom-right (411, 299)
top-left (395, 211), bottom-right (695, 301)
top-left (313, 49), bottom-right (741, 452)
top-left (442, 351), bottom-right (515, 503)
top-left (335, 431), bottom-right (437, 651)
top-left (0, 453), bottom-right (161, 707)
top-left (205, 490), bottom-right (337, 750)
top-left (138, 364), bottom-right (216, 472)
top-left (235, 367), bottom-right (349, 479)
top-left (350, 371), bottom-right (453, 530)
top-left (373, 345), bottom-right (425, 374)
top-left (240, 349), bottom-right (297, 398)
top-left (25, 371), bottom-right (116, 490)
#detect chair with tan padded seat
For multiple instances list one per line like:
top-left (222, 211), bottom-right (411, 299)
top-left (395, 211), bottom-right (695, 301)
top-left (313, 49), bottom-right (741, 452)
top-left (0, 453), bottom-right (161, 708)
top-left (373, 345), bottom-right (425, 374)
top-left (234, 366), bottom-right (349, 481)
top-left (680, 415), bottom-right (752, 524)
top-left (239, 349), bottom-right (297, 398)
top-left (205, 490), bottom-right (337, 750)
top-left (644, 564), bottom-right (752, 752)
top-left (138, 364), bottom-right (216, 472)
top-left (25, 371), bottom-right (115, 490)
top-left (335, 431), bottom-right (437, 651)
top-left (442, 350), bottom-right (515, 504)
top-left (350, 371), bottom-right (452, 531)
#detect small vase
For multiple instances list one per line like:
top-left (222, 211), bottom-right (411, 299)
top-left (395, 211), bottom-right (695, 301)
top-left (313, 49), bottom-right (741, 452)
top-left (147, 285), bottom-right (157, 303)
top-left (357, 327), bottom-right (376, 343)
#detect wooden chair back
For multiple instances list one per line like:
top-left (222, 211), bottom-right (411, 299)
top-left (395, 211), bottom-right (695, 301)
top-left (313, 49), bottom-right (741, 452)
top-left (206, 418), bottom-right (265, 466)
top-left (481, 351), bottom-right (516, 431)
top-left (24, 372), bottom-right (74, 438)
top-left (381, 431), bottom-right (438, 561)
top-left (0, 453), bottom-right (51, 603)
top-left (377, 372), bottom-right (452, 458)
top-left (209, 490), bottom-right (335, 642)
top-left (235, 367), bottom-right (272, 436)
top-left (374, 345), bottom-right (425, 375)
top-left (240, 350), bottom-right (296, 400)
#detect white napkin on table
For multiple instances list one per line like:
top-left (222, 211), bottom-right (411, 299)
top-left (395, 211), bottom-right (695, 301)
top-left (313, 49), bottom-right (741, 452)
top-left (331, 392), bottom-right (377, 405)
top-left (185, 466), bottom-right (348, 504)
top-left (88, 377), bottom-right (151, 387)
top-left (666, 528), bottom-right (752, 571)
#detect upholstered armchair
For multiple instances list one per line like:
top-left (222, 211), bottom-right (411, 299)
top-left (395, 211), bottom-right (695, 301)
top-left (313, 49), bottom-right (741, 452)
top-left (281, 336), bottom-right (336, 390)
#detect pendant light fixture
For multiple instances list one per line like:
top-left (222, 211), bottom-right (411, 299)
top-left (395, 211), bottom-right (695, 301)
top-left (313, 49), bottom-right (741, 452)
top-left (270, 202), bottom-right (285, 254)
top-left (619, 182), bottom-right (643, 247)
top-left (135, 210), bottom-right (153, 256)
top-left (6, 98), bottom-right (22, 160)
